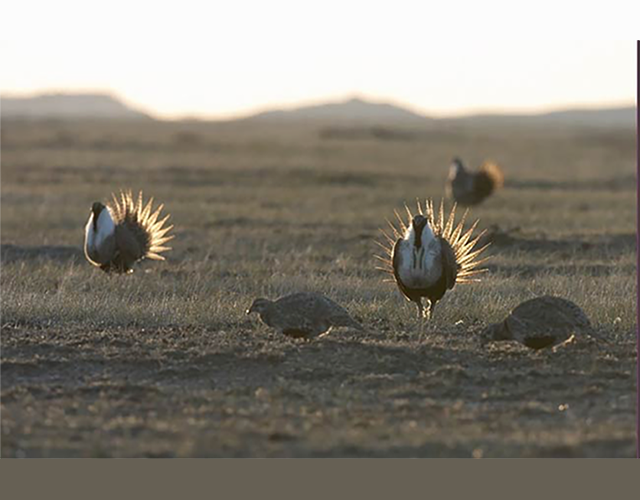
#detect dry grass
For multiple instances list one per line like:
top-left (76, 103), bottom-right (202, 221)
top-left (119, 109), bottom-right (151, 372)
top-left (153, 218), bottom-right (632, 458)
top-left (1, 119), bottom-right (636, 457)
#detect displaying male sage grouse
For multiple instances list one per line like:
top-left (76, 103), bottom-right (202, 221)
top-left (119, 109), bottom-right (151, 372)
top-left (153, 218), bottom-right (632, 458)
top-left (480, 295), bottom-right (607, 349)
top-left (446, 157), bottom-right (504, 206)
top-left (376, 199), bottom-right (490, 319)
top-left (84, 190), bottom-right (174, 274)
top-left (246, 292), bottom-right (363, 339)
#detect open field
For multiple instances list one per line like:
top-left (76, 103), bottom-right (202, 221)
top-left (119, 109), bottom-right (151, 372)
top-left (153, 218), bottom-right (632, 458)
top-left (1, 119), bottom-right (636, 457)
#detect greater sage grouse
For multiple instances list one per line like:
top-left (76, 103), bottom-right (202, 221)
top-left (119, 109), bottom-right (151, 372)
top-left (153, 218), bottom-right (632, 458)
top-left (84, 190), bottom-right (174, 274)
top-left (246, 292), bottom-right (363, 339)
top-left (481, 295), bottom-right (607, 349)
top-left (376, 199), bottom-right (490, 319)
top-left (446, 157), bottom-right (504, 206)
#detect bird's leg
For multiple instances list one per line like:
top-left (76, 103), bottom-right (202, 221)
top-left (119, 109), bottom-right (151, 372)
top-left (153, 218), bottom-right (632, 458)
top-left (552, 333), bottom-right (577, 353)
top-left (415, 300), bottom-right (426, 341)
top-left (415, 299), bottom-right (424, 319)
top-left (428, 301), bottom-right (436, 320)
top-left (419, 301), bottom-right (436, 341)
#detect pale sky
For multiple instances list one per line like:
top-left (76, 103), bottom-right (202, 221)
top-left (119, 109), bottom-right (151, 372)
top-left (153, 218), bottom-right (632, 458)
top-left (1, 1), bottom-right (637, 119)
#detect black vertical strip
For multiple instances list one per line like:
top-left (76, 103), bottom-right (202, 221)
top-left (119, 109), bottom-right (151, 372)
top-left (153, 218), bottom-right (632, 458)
top-left (414, 224), bottom-right (424, 249)
top-left (92, 205), bottom-right (101, 232)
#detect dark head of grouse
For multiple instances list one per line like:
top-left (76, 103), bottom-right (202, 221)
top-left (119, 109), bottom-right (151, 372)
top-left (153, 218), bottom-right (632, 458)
top-left (84, 190), bottom-right (174, 274)
top-left (446, 157), bottom-right (504, 206)
top-left (375, 199), bottom-right (491, 319)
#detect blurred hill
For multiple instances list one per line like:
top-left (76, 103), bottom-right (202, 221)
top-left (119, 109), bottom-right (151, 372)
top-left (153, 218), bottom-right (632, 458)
top-left (1, 93), bottom-right (152, 120)
top-left (244, 97), bottom-right (634, 128)
top-left (245, 97), bottom-right (431, 124)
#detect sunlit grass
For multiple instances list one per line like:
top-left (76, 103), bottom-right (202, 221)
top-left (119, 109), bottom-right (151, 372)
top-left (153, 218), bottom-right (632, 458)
top-left (0, 119), bottom-right (636, 458)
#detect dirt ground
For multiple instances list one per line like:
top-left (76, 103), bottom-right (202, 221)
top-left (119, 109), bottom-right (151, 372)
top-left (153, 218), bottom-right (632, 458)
top-left (1, 119), bottom-right (637, 457)
top-left (1, 323), bottom-right (636, 457)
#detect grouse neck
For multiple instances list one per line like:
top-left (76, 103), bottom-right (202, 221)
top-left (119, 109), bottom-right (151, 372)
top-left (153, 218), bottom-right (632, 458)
top-left (409, 221), bottom-right (435, 250)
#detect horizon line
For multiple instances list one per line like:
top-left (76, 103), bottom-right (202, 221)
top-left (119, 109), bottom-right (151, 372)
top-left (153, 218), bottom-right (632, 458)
top-left (1, 89), bottom-right (635, 122)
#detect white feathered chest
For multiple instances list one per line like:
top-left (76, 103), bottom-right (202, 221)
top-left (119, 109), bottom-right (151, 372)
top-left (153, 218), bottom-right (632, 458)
top-left (85, 208), bottom-right (115, 260)
top-left (395, 224), bottom-right (443, 288)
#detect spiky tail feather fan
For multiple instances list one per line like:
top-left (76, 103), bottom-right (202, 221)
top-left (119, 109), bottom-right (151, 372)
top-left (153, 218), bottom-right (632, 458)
top-left (479, 160), bottom-right (504, 190)
top-left (108, 190), bottom-right (174, 261)
top-left (374, 199), bottom-right (491, 286)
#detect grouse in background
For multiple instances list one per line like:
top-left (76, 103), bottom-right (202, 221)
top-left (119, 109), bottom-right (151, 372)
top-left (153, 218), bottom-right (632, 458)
top-left (446, 157), bottom-right (504, 206)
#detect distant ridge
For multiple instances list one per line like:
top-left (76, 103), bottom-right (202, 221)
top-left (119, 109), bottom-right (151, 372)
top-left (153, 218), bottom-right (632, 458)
top-left (0, 92), bottom-right (634, 127)
top-left (1, 93), bottom-right (152, 120)
top-left (450, 106), bottom-right (635, 128)
top-left (243, 98), bottom-right (634, 128)
top-left (245, 97), bottom-right (431, 124)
